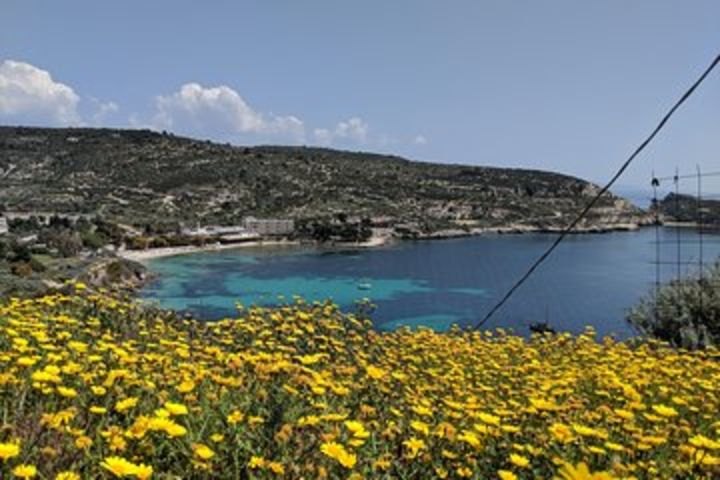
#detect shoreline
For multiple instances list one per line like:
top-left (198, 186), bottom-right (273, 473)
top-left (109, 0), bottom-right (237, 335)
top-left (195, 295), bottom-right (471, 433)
top-left (117, 239), bottom-right (302, 263)
top-left (116, 222), bottom-right (651, 264)
top-left (117, 234), bottom-right (396, 264)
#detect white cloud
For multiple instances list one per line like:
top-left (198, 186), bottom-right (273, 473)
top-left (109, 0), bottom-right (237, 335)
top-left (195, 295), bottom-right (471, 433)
top-left (335, 117), bottom-right (368, 143)
top-left (313, 128), bottom-right (333, 146)
top-left (150, 82), bottom-right (305, 142)
top-left (313, 116), bottom-right (369, 146)
top-left (414, 134), bottom-right (428, 145)
top-left (0, 60), bottom-right (80, 125)
top-left (90, 98), bottom-right (119, 125)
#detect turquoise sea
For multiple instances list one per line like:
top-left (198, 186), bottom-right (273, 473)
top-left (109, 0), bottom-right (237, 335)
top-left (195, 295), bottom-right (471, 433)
top-left (140, 227), bottom-right (720, 338)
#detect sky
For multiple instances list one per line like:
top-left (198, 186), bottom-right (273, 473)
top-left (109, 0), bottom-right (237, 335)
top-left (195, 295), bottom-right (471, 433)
top-left (1, 1), bottom-right (719, 192)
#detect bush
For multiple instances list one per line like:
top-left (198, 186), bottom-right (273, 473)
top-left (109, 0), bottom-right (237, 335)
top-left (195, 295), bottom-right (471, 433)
top-left (627, 260), bottom-right (720, 349)
top-left (129, 237), bottom-right (151, 250)
top-left (28, 256), bottom-right (46, 273)
top-left (10, 261), bottom-right (33, 277)
top-left (81, 230), bottom-right (106, 250)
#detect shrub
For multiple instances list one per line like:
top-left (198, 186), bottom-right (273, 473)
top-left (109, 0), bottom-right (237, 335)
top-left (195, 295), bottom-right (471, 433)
top-left (627, 260), bottom-right (720, 349)
top-left (10, 261), bottom-right (33, 277)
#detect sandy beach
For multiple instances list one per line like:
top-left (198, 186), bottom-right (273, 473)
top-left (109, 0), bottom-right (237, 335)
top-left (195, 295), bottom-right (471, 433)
top-left (117, 239), bottom-right (302, 263)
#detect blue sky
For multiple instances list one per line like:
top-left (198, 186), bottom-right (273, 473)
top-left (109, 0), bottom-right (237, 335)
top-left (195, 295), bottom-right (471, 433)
top-left (1, 1), bottom-right (719, 191)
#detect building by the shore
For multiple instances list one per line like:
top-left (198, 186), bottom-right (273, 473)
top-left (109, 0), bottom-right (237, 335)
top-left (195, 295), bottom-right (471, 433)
top-left (181, 217), bottom-right (295, 238)
top-left (242, 217), bottom-right (295, 236)
top-left (0, 216), bottom-right (8, 235)
top-left (181, 225), bottom-right (249, 237)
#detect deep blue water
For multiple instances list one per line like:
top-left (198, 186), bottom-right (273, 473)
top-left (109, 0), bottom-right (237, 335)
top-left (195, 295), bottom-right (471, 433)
top-left (139, 227), bottom-right (720, 338)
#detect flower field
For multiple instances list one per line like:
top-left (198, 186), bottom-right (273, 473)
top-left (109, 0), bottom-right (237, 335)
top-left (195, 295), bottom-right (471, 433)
top-left (1, 287), bottom-right (719, 479)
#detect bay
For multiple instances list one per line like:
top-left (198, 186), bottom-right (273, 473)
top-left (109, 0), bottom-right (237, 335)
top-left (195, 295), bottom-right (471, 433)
top-left (139, 227), bottom-right (720, 338)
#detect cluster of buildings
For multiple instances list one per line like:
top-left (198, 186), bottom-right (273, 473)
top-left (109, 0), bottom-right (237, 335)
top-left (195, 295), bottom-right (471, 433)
top-left (0, 216), bottom-right (7, 235)
top-left (181, 217), bottom-right (295, 239)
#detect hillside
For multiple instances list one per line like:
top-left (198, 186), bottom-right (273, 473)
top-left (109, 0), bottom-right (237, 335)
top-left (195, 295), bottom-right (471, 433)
top-left (0, 126), bottom-right (647, 233)
top-left (660, 193), bottom-right (720, 227)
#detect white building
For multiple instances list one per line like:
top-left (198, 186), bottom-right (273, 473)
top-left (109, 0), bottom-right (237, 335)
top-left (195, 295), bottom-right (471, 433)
top-left (0, 216), bottom-right (8, 235)
top-left (243, 217), bottom-right (295, 236)
top-left (181, 225), bottom-right (249, 237)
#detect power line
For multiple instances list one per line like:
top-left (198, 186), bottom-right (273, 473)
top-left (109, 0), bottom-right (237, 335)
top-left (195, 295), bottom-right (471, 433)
top-left (473, 52), bottom-right (720, 330)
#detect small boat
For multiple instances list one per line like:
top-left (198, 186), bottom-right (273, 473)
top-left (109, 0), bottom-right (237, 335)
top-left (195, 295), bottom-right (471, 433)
top-left (357, 282), bottom-right (372, 291)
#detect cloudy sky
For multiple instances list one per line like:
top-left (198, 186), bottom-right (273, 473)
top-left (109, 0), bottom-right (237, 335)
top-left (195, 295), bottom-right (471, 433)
top-left (1, 1), bottom-right (719, 190)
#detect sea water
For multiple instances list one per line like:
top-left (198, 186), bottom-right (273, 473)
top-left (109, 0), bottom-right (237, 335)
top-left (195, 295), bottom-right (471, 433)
top-left (140, 227), bottom-right (720, 338)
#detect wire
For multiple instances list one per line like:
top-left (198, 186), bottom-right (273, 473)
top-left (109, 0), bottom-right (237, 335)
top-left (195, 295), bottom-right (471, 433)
top-left (473, 53), bottom-right (720, 330)
top-left (655, 171), bottom-right (720, 181)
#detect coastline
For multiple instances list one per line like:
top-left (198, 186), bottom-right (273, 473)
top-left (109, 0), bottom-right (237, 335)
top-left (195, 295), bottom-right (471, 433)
top-left (116, 234), bottom-right (396, 264)
top-left (116, 222), bottom-right (649, 265)
top-left (117, 239), bottom-right (302, 263)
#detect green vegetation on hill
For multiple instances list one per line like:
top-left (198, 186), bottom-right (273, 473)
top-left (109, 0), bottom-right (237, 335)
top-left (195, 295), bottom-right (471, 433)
top-left (0, 127), bottom-right (647, 233)
top-left (659, 193), bottom-right (720, 226)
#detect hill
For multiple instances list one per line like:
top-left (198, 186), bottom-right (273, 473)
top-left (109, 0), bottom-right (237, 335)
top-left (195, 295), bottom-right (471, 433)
top-left (0, 126), bottom-right (647, 235)
top-left (659, 193), bottom-right (720, 227)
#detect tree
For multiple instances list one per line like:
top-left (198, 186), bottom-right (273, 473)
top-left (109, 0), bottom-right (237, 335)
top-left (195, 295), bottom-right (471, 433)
top-left (627, 261), bottom-right (720, 349)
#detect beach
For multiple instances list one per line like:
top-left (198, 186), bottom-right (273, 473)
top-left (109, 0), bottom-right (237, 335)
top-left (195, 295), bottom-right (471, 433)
top-left (117, 240), bottom-right (301, 263)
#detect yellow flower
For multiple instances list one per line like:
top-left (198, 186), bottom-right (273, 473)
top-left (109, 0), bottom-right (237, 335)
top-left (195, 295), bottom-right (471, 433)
top-left (177, 380), bottom-right (195, 393)
top-left (411, 405), bottom-right (433, 417)
top-left (604, 441), bottom-right (625, 452)
top-left (164, 402), bottom-right (188, 416)
top-left (402, 437), bottom-right (426, 458)
top-left (0, 441), bottom-right (21, 461)
top-left (227, 410), bottom-right (244, 424)
top-left (549, 423), bottom-right (574, 444)
top-left (365, 365), bottom-right (386, 380)
top-left (700, 454), bottom-right (720, 466)
top-left (652, 404), bottom-right (679, 418)
top-left (268, 462), bottom-right (285, 474)
top-left (193, 443), bottom-right (215, 461)
top-left (248, 456), bottom-right (266, 469)
top-left (689, 434), bottom-right (720, 450)
top-left (17, 356), bottom-right (38, 367)
top-left (101, 456), bottom-right (139, 477)
top-left (477, 412), bottom-right (501, 427)
top-left (12, 464), bottom-right (37, 478)
top-left (135, 464), bottom-right (153, 480)
top-left (410, 420), bottom-right (430, 436)
top-left (457, 466), bottom-right (473, 477)
top-left (320, 441), bottom-right (356, 468)
top-left (555, 461), bottom-right (617, 480)
top-left (57, 386), bottom-right (78, 398)
top-left (509, 453), bottom-right (530, 468)
top-left (91, 386), bottom-right (107, 396)
top-left (74, 435), bottom-right (92, 449)
top-left (499, 470), bottom-right (518, 480)
top-left (613, 408), bottom-right (634, 420)
top-left (90, 406), bottom-right (107, 414)
top-left (458, 430), bottom-right (481, 448)
top-left (165, 423), bottom-right (187, 437)
top-left (572, 424), bottom-right (608, 440)
top-left (115, 397), bottom-right (139, 413)
top-left (55, 472), bottom-right (81, 480)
